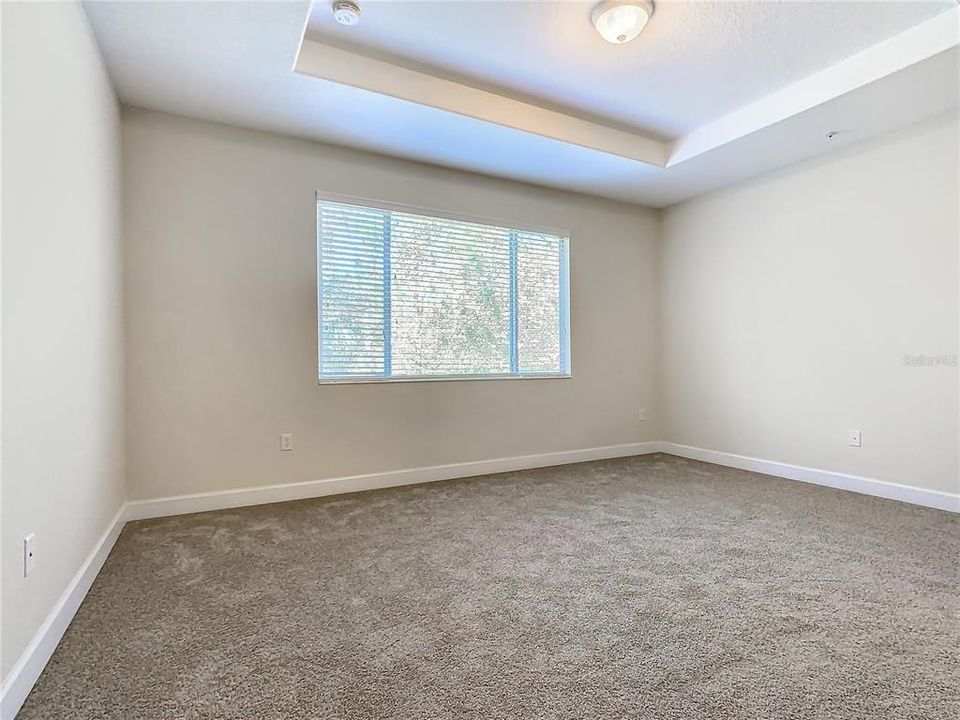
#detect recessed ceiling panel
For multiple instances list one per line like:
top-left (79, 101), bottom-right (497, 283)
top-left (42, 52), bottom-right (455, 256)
top-left (305, 0), bottom-right (955, 139)
top-left (83, 0), bottom-right (960, 207)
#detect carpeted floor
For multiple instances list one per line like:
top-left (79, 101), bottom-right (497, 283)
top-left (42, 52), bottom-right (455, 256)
top-left (19, 454), bottom-right (960, 719)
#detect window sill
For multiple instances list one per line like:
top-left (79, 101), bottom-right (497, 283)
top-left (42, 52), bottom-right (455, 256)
top-left (317, 373), bottom-right (572, 386)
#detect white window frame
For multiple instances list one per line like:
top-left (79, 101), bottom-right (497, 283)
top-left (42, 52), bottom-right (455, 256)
top-left (316, 192), bottom-right (572, 385)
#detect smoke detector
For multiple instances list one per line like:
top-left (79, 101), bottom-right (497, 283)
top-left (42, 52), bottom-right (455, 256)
top-left (333, 0), bottom-right (361, 26)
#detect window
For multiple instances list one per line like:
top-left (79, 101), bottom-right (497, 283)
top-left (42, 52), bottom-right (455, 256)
top-left (317, 195), bottom-right (570, 382)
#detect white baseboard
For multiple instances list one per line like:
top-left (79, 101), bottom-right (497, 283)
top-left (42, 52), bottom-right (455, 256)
top-left (0, 441), bottom-right (659, 718)
top-left (0, 506), bottom-right (127, 720)
top-left (4, 439), bottom-right (952, 719)
top-left (660, 442), bottom-right (960, 513)
top-left (125, 442), bottom-right (662, 521)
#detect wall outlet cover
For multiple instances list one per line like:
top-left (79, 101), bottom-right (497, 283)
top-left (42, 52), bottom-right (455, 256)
top-left (24, 533), bottom-right (37, 576)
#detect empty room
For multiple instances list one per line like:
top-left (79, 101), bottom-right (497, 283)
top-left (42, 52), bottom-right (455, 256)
top-left (2, 0), bottom-right (958, 718)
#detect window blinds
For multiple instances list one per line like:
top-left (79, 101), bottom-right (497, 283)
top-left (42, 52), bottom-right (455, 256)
top-left (317, 198), bottom-right (570, 381)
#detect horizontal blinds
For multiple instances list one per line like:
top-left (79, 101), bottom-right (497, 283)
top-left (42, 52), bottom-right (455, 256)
top-left (390, 214), bottom-right (510, 376)
top-left (516, 231), bottom-right (562, 374)
top-left (318, 203), bottom-right (386, 376)
top-left (318, 199), bottom-right (568, 380)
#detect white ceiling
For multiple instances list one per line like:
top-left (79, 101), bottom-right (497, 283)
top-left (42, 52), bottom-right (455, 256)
top-left (84, 1), bottom-right (960, 207)
top-left (305, 0), bottom-right (954, 139)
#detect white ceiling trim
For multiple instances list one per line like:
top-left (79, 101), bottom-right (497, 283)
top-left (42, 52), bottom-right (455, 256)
top-left (294, 6), bottom-right (959, 171)
top-left (669, 8), bottom-right (960, 165)
top-left (293, 40), bottom-right (669, 167)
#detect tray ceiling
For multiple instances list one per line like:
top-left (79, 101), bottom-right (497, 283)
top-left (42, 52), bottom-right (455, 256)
top-left (84, 1), bottom-right (960, 206)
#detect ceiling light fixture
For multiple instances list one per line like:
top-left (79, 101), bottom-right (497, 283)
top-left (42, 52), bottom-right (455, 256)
top-left (332, 0), bottom-right (361, 26)
top-left (591, 1), bottom-right (653, 44)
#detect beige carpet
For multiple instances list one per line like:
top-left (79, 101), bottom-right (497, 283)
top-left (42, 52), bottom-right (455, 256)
top-left (19, 454), bottom-right (960, 719)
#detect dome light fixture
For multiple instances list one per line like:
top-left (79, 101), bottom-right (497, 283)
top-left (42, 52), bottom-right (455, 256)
top-left (332, 0), bottom-right (361, 26)
top-left (591, 1), bottom-right (654, 44)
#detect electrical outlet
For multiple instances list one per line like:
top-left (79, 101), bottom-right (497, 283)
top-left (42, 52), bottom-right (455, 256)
top-left (24, 534), bottom-right (36, 577)
top-left (280, 433), bottom-right (293, 451)
top-left (638, 408), bottom-right (647, 422)
top-left (848, 430), bottom-right (862, 448)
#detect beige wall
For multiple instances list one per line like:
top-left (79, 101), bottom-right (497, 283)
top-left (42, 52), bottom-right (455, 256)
top-left (122, 109), bottom-right (661, 501)
top-left (5, 41), bottom-right (954, 693)
top-left (661, 114), bottom-right (959, 494)
top-left (1, 1), bottom-right (125, 680)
